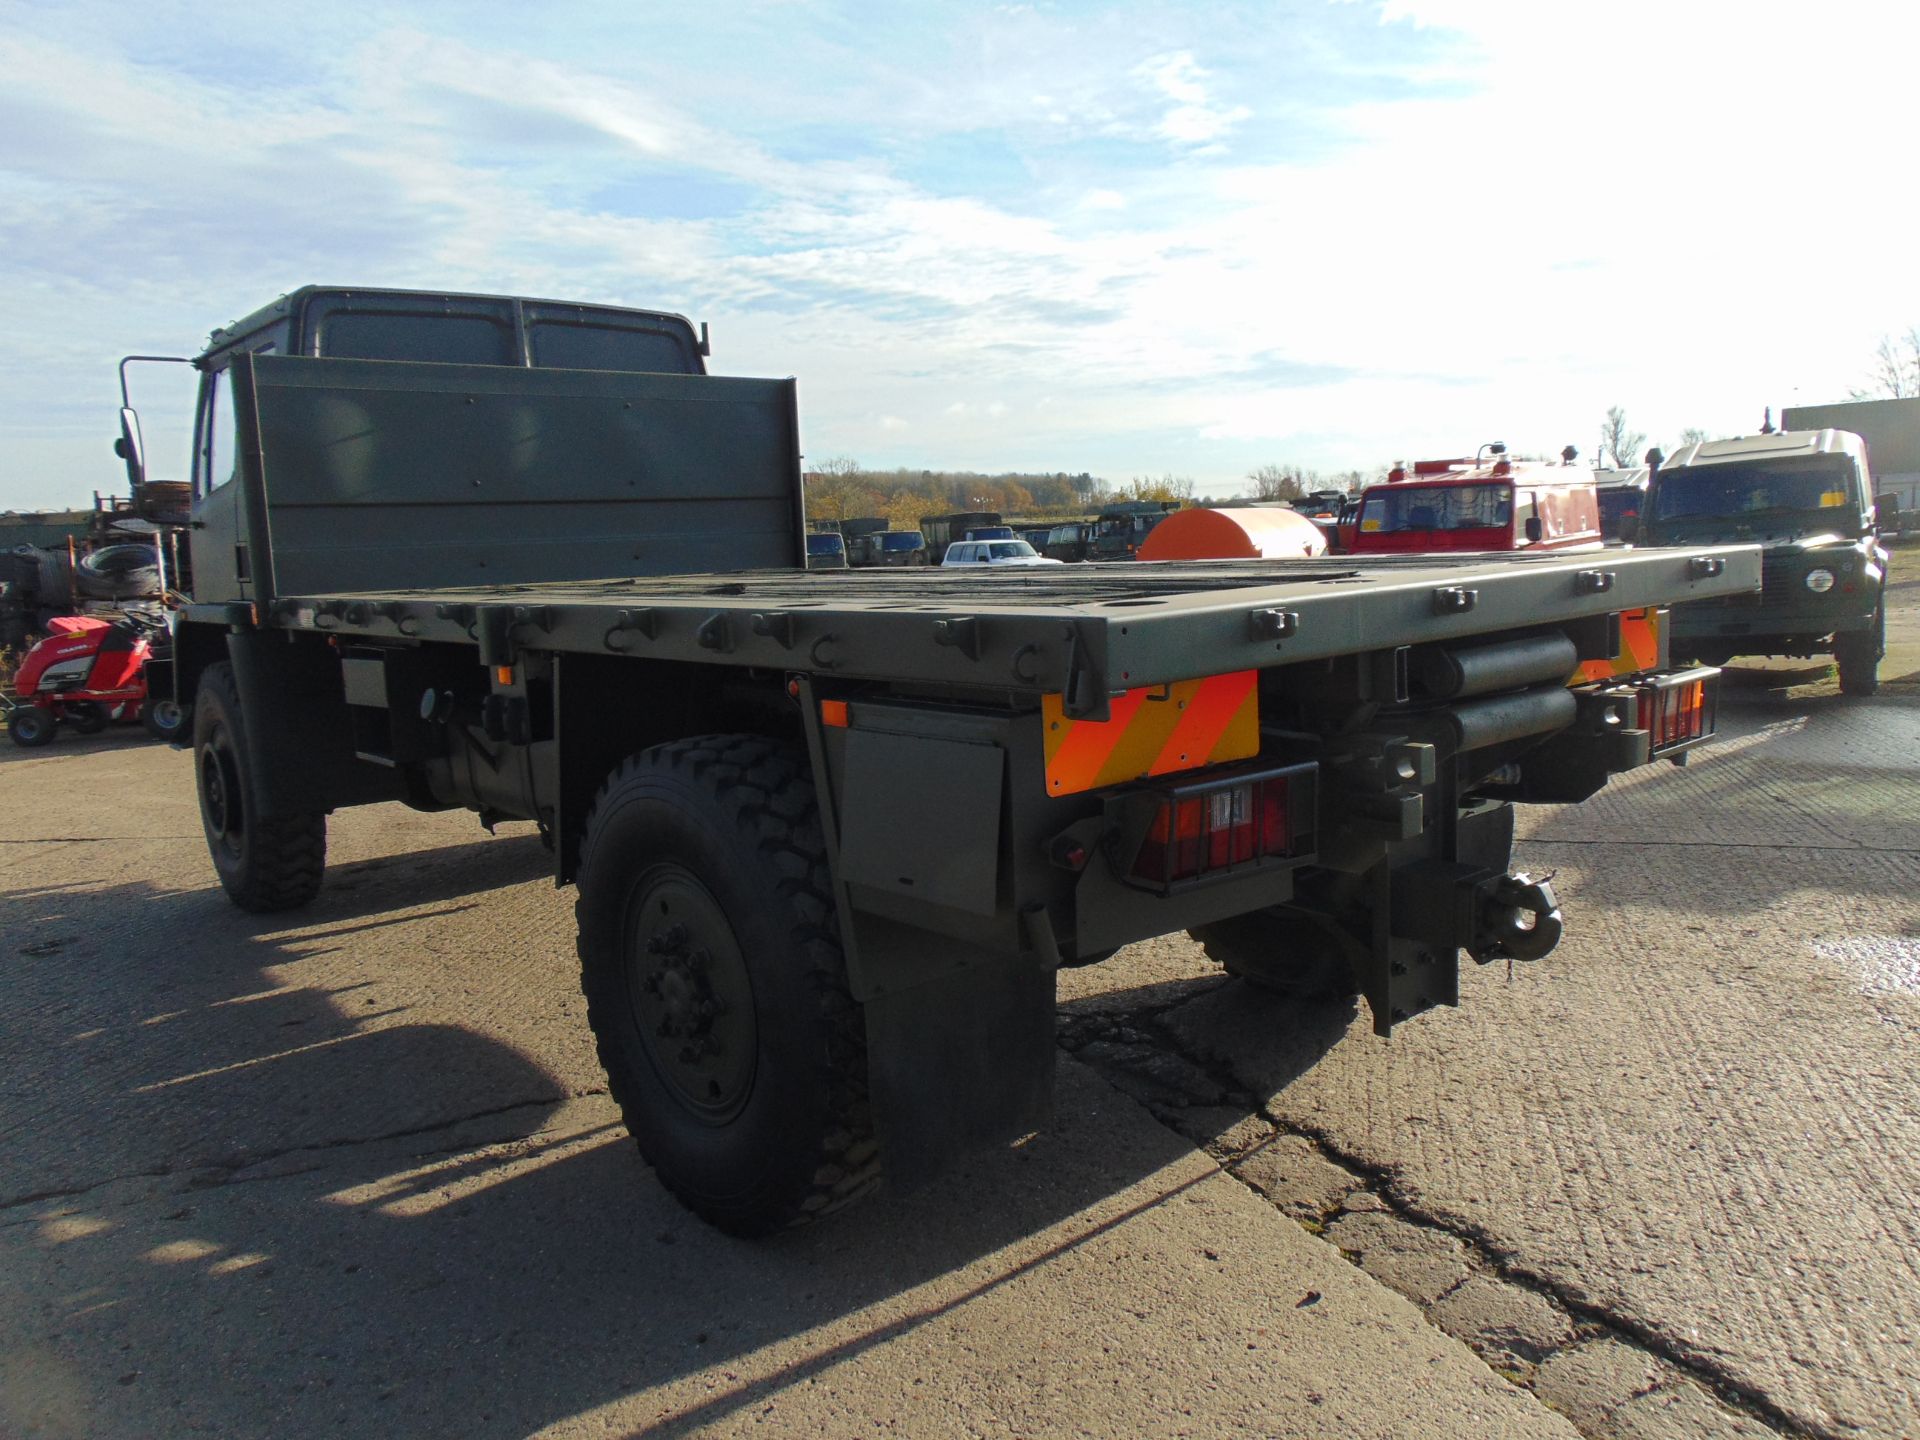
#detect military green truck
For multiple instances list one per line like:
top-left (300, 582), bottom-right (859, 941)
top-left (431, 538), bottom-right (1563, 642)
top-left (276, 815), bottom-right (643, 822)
top-left (1635, 429), bottom-right (1893, 695)
top-left (129, 288), bottom-right (1760, 1236)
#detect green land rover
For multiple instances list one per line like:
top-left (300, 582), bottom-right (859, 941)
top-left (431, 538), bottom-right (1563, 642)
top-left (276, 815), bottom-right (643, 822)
top-left (1639, 429), bottom-right (1893, 695)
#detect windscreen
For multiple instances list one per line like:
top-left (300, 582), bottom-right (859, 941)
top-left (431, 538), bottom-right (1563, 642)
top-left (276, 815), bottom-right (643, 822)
top-left (1651, 456), bottom-right (1859, 520)
top-left (880, 531), bottom-right (925, 551)
top-left (806, 533), bottom-right (844, 555)
top-left (1359, 483), bottom-right (1512, 534)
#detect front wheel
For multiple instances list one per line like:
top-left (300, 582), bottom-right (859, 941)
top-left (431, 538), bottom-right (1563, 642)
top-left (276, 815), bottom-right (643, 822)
top-left (7, 706), bottom-right (56, 749)
top-left (1835, 598), bottom-right (1885, 697)
top-left (143, 698), bottom-right (188, 743)
top-left (193, 662), bottom-right (326, 912)
top-left (575, 735), bottom-right (877, 1235)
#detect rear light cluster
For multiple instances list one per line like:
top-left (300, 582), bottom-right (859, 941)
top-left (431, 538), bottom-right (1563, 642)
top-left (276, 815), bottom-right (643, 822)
top-left (1638, 676), bottom-right (1710, 751)
top-left (1128, 764), bottom-right (1314, 889)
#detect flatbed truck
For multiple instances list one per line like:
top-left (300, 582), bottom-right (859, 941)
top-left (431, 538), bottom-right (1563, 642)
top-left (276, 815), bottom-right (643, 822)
top-left (133, 291), bottom-right (1760, 1234)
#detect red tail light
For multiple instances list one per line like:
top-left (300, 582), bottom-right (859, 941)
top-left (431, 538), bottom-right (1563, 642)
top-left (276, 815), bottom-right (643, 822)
top-left (1128, 766), bottom-right (1312, 888)
top-left (1636, 675), bottom-right (1711, 751)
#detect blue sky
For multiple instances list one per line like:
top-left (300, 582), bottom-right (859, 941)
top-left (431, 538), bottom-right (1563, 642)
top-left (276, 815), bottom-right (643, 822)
top-left (3, 0), bottom-right (1916, 509)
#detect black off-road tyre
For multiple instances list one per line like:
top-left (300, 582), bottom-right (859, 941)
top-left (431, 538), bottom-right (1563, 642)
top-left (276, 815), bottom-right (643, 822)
top-left (575, 735), bottom-right (877, 1236)
top-left (1835, 598), bottom-right (1885, 697)
top-left (7, 706), bottom-right (55, 749)
top-left (1189, 906), bottom-right (1361, 1000)
top-left (193, 662), bottom-right (326, 912)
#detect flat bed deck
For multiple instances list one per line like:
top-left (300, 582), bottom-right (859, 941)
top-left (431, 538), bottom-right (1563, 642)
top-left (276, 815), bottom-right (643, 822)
top-left (191, 546), bottom-right (1759, 713)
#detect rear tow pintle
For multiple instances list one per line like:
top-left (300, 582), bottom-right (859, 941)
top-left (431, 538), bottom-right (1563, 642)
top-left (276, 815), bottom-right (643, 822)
top-left (1480, 872), bottom-right (1562, 962)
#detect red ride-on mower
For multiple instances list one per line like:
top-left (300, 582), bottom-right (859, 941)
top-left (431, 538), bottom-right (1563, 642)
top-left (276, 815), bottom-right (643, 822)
top-left (6, 612), bottom-right (185, 748)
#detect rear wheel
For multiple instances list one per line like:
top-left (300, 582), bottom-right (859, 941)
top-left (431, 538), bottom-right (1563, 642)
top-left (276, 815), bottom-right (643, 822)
top-left (143, 698), bottom-right (187, 743)
top-left (1189, 906), bottom-right (1361, 1000)
top-left (575, 735), bottom-right (877, 1235)
top-left (65, 702), bottom-right (108, 735)
top-left (193, 662), bottom-right (327, 912)
top-left (1835, 599), bottom-right (1884, 697)
top-left (7, 706), bottom-right (55, 749)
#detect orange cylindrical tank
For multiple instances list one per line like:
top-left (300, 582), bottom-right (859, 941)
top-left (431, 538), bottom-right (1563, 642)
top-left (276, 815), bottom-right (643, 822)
top-left (1136, 506), bottom-right (1328, 561)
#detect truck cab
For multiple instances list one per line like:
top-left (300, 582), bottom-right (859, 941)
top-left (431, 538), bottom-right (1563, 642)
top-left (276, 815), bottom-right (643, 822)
top-left (1638, 429), bottom-right (1892, 694)
top-left (1349, 454), bottom-right (1601, 556)
top-left (165, 287), bottom-right (712, 605)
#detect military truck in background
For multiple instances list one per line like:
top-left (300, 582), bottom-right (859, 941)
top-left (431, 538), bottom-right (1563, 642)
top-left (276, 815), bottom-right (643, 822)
top-left (848, 529), bottom-right (930, 567)
top-left (1635, 428), bottom-right (1893, 695)
top-left (1037, 520), bottom-right (1093, 562)
top-left (125, 286), bottom-right (1761, 1238)
top-left (1090, 500), bottom-right (1182, 559)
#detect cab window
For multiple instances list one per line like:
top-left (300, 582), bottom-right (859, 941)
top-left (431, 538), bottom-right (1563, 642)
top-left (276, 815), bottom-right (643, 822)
top-left (199, 367), bottom-right (237, 496)
top-left (197, 345), bottom-right (277, 496)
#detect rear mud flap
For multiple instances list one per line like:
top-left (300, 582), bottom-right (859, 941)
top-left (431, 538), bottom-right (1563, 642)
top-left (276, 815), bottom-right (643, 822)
top-left (861, 948), bottom-right (1056, 1189)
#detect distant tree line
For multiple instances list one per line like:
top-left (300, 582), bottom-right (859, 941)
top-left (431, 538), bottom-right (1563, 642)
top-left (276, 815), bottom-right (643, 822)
top-left (801, 461), bottom-right (1217, 527)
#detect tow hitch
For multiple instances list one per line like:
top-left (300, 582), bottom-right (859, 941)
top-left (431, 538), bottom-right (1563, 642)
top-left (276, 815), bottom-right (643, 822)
top-left (1480, 872), bottom-right (1562, 962)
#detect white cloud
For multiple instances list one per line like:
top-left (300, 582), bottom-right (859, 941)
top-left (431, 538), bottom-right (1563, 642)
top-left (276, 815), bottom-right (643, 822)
top-left (1134, 51), bottom-right (1250, 147)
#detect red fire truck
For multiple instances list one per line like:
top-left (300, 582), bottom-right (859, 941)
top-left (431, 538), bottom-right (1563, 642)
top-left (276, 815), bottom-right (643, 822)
top-left (1344, 446), bottom-right (1602, 556)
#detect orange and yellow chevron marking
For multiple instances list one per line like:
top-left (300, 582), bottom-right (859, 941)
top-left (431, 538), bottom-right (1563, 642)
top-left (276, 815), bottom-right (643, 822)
top-left (1042, 670), bottom-right (1259, 796)
top-left (1575, 608), bottom-right (1662, 684)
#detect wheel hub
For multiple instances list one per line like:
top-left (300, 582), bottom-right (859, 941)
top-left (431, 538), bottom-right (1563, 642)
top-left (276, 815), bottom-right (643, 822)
top-left (200, 740), bottom-right (242, 847)
top-left (624, 869), bottom-right (757, 1123)
top-left (642, 925), bottom-right (729, 1062)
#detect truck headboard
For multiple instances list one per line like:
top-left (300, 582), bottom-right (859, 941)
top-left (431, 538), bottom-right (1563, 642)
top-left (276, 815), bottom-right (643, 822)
top-left (230, 353), bottom-right (805, 600)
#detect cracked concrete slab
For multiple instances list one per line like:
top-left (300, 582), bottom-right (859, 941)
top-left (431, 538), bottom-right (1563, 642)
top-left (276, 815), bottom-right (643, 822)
top-left (1429, 1275), bottom-right (1576, 1370)
top-left (1323, 1210), bottom-right (1473, 1308)
top-left (1228, 1133), bottom-right (1359, 1222)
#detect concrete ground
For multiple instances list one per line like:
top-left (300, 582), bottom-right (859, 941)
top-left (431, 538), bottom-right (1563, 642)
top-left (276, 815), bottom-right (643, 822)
top-left (2, 569), bottom-right (1914, 1438)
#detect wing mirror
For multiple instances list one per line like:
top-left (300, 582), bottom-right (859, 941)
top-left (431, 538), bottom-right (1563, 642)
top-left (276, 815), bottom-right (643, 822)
top-left (115, 353), bottom-right (193, 495)
top-left (1876, 493), bottom-right (1899, 525)
top-left (1524, 517), bottom-right (1543, 543)
top-left (1619, 514), bottom-right (1640, 544)
top-left (115, 407), bottom-right (147, 490)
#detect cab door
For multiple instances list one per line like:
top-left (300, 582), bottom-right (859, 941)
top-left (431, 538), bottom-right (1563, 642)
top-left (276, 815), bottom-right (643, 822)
top-left (187, 364), bottom-right (248, 603)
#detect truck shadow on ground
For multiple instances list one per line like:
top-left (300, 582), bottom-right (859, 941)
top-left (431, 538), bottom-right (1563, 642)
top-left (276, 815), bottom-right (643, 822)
top-left (0, 725), bottom-right (158, 768)
top-left (2, 862), bottom-right (1349, 1440)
